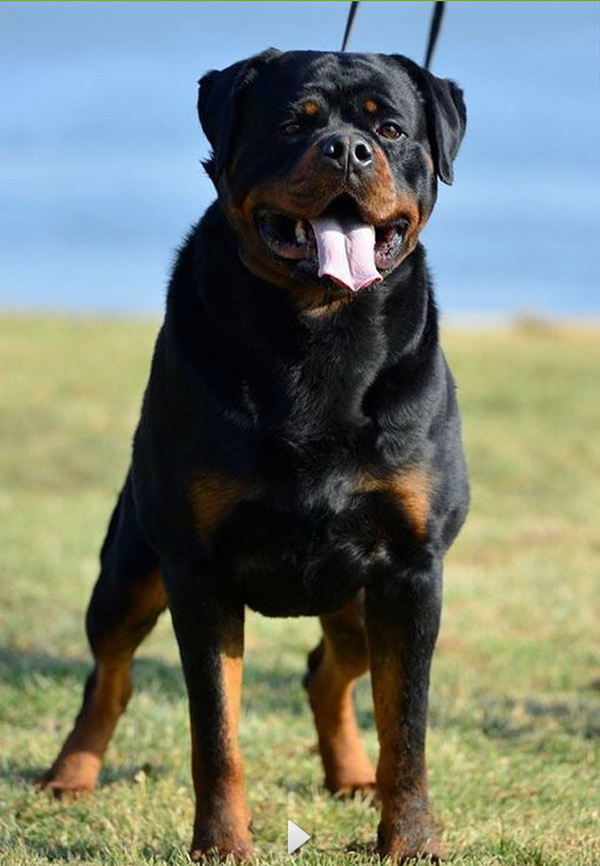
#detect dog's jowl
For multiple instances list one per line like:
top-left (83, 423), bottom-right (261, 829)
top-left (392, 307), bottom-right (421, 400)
top-left (40, 50), bottom-right (469, 863)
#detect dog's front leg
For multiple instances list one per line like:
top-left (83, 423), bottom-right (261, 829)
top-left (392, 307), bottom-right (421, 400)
top-left (366, 553), bottom-right (443, 863)
top-left (164, 561), bottom-right (252, 863)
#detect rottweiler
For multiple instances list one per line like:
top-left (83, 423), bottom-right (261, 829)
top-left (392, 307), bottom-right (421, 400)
top-left (40, 50), bottom-right (469, 862)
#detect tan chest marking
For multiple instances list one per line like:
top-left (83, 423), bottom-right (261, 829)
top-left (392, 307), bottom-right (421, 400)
top-left (189, 473), bottom-right (250, 542)
top-left (359, 468), bottom-right (432, 541)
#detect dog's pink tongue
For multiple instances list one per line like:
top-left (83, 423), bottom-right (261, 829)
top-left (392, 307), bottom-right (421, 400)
top-left (310, 214), bottom-right (382, 292)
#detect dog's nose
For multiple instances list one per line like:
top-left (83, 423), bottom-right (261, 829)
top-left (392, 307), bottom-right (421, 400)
top-left (321, 134), bottom-right (373, 172)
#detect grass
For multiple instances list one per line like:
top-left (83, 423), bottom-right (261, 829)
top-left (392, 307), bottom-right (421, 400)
top-left (0, 313), bottom-right (598, 865)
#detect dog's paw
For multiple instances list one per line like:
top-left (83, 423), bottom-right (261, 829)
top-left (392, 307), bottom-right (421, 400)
top-left (376, 818), bottom-right (444, 863)
top-left (189, 840), bottom-right (255, 863)
top-left (324, 755), bottom-right (377, 802)
top-left (36, 752), bottom-right (100, 799)
top-left (329, 778), bottom-right (377, 803)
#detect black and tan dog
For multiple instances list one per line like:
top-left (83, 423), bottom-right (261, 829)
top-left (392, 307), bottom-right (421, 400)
top-left (40, 50), bottom-right (469, 862)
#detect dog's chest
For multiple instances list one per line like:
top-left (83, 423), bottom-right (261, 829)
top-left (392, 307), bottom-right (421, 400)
top-left (189, 450), bottom-right (432, 617)
top-left (185, 311), bottom-right (433, 615)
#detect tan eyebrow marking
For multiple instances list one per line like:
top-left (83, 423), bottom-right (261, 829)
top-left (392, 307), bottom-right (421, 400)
top-left (363, 99), bottom-right (379, 114)
top-left (302, 100), bottom-right (320, 116)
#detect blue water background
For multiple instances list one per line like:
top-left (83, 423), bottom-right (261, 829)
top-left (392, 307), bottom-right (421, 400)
top-left (1, 1), bottom-right (599, 317)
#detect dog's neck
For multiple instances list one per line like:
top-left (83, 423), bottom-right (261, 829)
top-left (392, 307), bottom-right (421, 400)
top-left (165, 203), bottom-right (439, 447)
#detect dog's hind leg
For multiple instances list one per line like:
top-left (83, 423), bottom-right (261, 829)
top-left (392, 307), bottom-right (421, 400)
top-left (304, 591), bottom-right (376, 796)
top-left (38, 474), bottom-right (167, 796)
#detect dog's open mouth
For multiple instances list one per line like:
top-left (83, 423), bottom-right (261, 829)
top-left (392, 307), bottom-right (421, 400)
top-left (256, 198), bottom-right (405, 292)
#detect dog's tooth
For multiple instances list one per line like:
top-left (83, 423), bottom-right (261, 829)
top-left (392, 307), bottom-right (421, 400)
top-left (295, 220), bottom-right (307, 244)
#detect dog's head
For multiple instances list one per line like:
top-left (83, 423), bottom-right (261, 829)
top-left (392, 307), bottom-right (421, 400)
top-left (198, 50), bottom-right (465, 304)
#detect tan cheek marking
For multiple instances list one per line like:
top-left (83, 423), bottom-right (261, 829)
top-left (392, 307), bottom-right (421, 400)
top-left (241, 140), bottom-right (334, 220)
top-left (422, 148), bottom-right (435, 175)
top-left (346, 145), bottom-right (398, 225)
top-left (189, 474), bottom-right (248, 541)
top-left (359, 147), bottom-right (432, 258)
top-left (387, 180), bottom-right (428, 259)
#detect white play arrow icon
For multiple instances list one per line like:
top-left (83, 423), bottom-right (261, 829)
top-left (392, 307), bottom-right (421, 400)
top-left (287, 819), bottom-right (311, 854)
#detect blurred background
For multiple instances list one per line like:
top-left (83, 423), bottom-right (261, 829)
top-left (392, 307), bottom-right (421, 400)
top-left (1, 0), bottom-right (599, 318)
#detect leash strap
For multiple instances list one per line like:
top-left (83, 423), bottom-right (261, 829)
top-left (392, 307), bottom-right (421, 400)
top-left (341, 1), bottom-right (446, 71)
top-left (341, 1), bottom-right (360, 52)
top-left (424, 1), bottom-right (446, 70)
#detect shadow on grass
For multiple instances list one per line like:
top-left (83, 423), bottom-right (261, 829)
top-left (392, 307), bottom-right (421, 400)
top-left (0, 645), bottom-right (90, 687)
top-left (0, 752), bottom-right (173, 790)
top-left (0, 643), bottom-right (359, 715)
top-left (479, 694), bottom-right (600, 742)
top-left (0, 645), bottom-right (188, 699)
top-left (0, 644), bottom-right (340, 705)
top-left (429, 689), bottom-right (600, 743)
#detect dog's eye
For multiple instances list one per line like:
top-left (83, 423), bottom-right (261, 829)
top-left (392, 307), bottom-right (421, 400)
top-left (377, 123), bottom-right (405, 140)
top-left (280, 122), bottom-right (302, 136)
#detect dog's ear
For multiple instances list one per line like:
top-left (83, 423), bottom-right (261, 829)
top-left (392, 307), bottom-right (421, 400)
top-left (198, 48), bottom-right (281, 182)
top-left (394, 56), bottom-right (466, 185)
